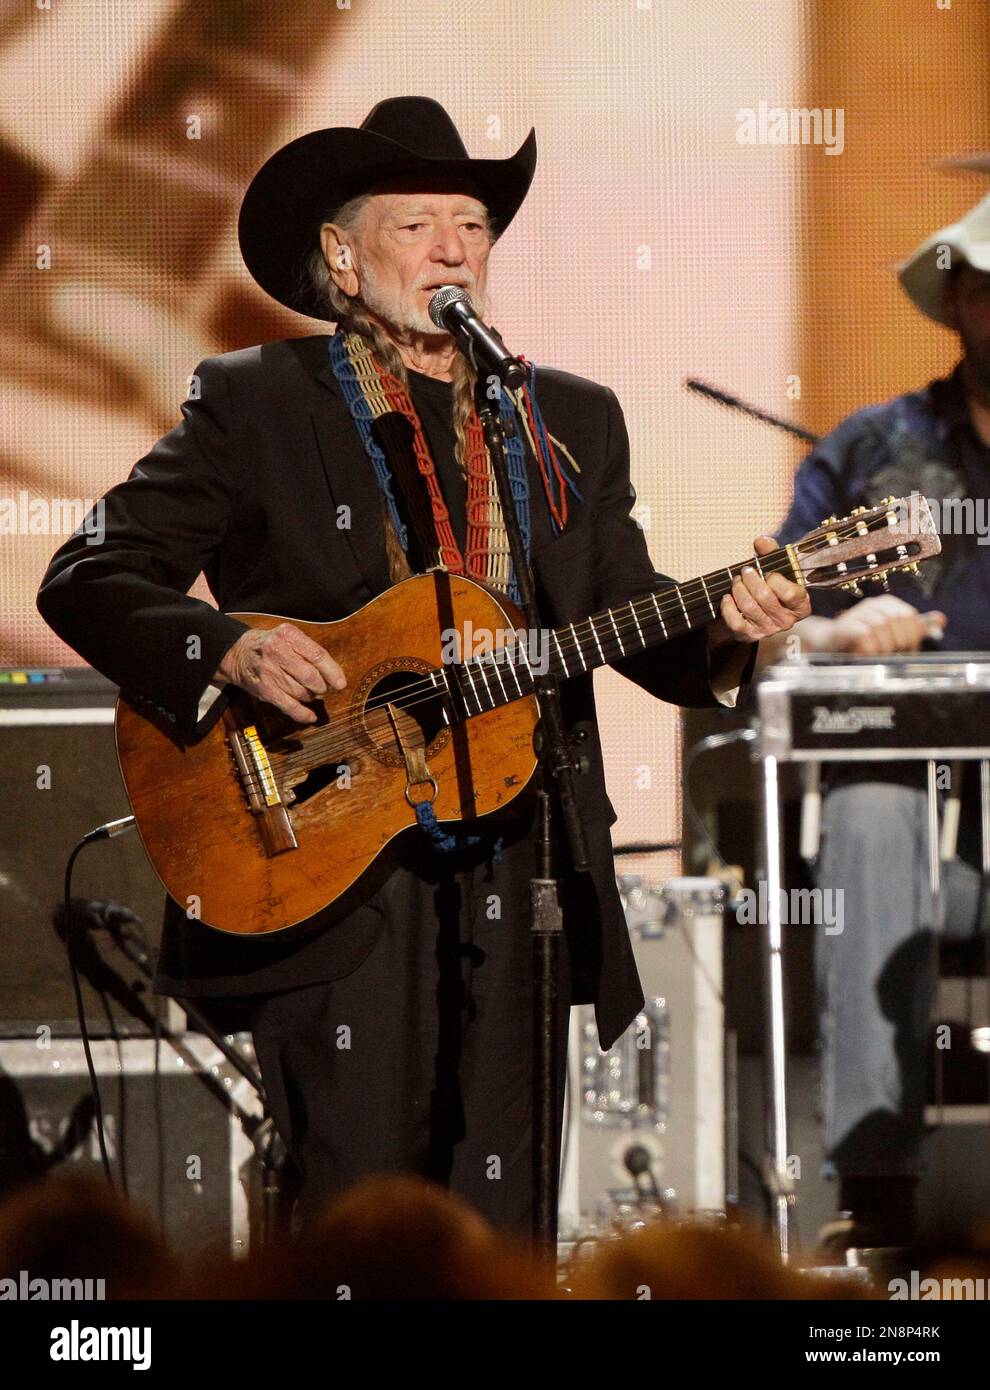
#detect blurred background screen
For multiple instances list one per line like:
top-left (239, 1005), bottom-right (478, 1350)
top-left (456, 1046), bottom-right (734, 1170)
top-left (2, 0), bottom-right (988, 869)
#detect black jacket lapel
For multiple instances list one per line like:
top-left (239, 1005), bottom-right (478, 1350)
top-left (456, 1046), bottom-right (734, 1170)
top-left (307, 341), bottom-right (392, 600)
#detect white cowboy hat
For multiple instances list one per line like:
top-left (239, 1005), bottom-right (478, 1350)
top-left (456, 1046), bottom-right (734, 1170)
top-left (898, 191), bottom-right (990, 326)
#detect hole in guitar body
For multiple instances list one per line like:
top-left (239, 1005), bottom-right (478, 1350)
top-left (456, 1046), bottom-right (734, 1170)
top-left (363, 667), bottom-right (450, 766)
top-left (288, 762), bottom-right (352, 807)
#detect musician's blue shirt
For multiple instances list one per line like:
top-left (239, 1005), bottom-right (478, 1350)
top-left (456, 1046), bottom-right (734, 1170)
top-left (774, 363), bottom-right (990, 864)
top-left (775, 364), bottom-right (990, 652)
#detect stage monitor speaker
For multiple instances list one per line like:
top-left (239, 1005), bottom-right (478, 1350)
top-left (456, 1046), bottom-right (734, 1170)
top-left (0, 668), bottom-right (168, 1036)
top-left (0, 1034), bottom-right (260, 1257)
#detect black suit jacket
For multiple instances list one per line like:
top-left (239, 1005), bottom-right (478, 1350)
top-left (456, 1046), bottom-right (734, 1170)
top-left (37, 333), bottom-right (736, 1049)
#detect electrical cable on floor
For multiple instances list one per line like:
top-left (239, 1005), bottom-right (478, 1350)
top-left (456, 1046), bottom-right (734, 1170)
top-left (63, 839), bottom-right (114, 1186)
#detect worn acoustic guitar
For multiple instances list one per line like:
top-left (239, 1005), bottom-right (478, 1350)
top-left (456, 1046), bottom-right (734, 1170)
top-left (115, 496), bottom-right (940, 935)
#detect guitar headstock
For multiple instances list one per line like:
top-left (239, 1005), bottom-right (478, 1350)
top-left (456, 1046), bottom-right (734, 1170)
top-left (790, 494), bottom-right (941, 594)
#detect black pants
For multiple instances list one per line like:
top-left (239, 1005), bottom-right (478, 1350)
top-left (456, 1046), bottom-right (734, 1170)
top-left (247, 805), bottom-right (572, 1235)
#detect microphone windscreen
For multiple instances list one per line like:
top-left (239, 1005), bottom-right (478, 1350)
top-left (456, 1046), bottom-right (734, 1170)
top-left (428, 285), bottom-right (471, 329)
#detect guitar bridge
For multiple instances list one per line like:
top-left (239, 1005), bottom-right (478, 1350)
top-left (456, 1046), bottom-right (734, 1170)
top-left (240, 724), bottom-right (281, 807)
top-left (228, 724), bottom-right (297, 858)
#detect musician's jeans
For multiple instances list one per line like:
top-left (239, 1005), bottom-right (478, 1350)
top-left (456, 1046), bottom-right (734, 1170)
top-left (815, 780), bottom-right (988, 1179)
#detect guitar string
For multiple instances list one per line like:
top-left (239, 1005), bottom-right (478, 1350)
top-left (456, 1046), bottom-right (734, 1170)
top-left (270, 550), bottom-right (800, 774)
top-left (326, 518), bottom-right (910, 728)
top-left (272, 533), bottom-right (864, 759)
top-left (425, 524), bottom-right (914, 706)
top-left (267, 536), bottom-right (916, 780)
top-left (266, 536), bottom-right (917, 778)
top-left (287, 526), bottom-right (904, 738)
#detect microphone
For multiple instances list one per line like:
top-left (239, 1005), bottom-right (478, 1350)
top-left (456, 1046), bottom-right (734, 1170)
top-left (610, 1133), bottom-right (669, 1212)
top-left (82, 900), bottom-right (142, 930)
top-left (428, 286), bottom-right (527, 389)
top-left (53, 899), bottom-right (158, 1028)
top-left (56, 897), bottom-right (140, 938)
top-left (85, 900), bottom-right (149, 958)
top-left (57, 898), bottom-right (154, 972)
top-left (623, 1142), bottom-right (663, 1202)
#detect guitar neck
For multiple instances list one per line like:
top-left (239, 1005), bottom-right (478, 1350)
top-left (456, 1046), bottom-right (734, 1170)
top-left (449, 544), bottom-right (799, 716)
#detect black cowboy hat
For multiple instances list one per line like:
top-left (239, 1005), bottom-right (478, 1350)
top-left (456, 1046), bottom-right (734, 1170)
top-left (237, 96), bottom-right (537, 320)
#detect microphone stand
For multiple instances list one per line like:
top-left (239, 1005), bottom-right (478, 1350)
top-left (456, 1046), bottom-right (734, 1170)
top-left (473, 372), bottom-right (592, 1261)
top-left (59, 900), bottom-right (291, 1248)
top-left (106, 920), bottom-right (293, 1248)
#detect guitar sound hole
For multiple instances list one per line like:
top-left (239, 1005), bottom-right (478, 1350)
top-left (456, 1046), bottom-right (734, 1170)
top-left (365, 668), bottom-right (447, 759)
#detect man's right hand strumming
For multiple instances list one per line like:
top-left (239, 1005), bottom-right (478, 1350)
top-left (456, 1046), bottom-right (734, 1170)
top-left (213, 623), bottom-right (347, 725)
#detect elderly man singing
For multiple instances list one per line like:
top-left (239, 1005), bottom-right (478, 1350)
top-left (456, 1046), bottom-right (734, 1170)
top-left (37, 97), bottom-right (808, 1233)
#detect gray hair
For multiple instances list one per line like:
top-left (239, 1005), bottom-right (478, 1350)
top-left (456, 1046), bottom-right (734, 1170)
top-left (304, 190), bottom-right (497, 323)
top-left (305, 192), bottom-right (374, 323)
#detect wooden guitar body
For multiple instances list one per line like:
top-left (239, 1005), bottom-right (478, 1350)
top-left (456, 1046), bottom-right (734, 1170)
top-left (113, 495), bottom-right (941, 938)
top-left (115, 572), bottom-right (539, 936)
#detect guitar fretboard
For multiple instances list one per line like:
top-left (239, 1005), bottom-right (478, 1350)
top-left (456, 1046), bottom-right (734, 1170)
top-left (440, 546), bottom-right (799, 718)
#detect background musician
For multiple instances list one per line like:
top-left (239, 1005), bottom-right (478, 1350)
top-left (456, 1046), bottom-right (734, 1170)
top-left (758, 193), bottom-right (990, 1250)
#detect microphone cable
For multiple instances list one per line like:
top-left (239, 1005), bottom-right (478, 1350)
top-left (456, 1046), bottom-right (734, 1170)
top-left (58, 815), bottom-right (139, 1187)
top-left (62, 839), bottom-right (114, 1185)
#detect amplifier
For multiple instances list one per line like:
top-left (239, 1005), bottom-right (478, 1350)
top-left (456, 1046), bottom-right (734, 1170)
top-left (0, 1034), bottom-right (261, 1256)
top-left (0, 667), bottom-right (168, 1034)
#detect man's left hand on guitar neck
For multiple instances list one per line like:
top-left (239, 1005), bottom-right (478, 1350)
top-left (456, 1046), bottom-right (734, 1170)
top-left (704, 533), bottom-right (811, 699)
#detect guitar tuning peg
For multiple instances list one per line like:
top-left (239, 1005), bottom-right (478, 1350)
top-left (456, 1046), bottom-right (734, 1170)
top-left (820, 515), bottom-right (838, 526)
top-left (868, 573), bottom-right (889, 591)
top-left (849, 506), bottom-right (868, 515)
top-left (840, 580), bottom-right (864, 597)
top-left (906, 562), bottom-right (921, 576)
